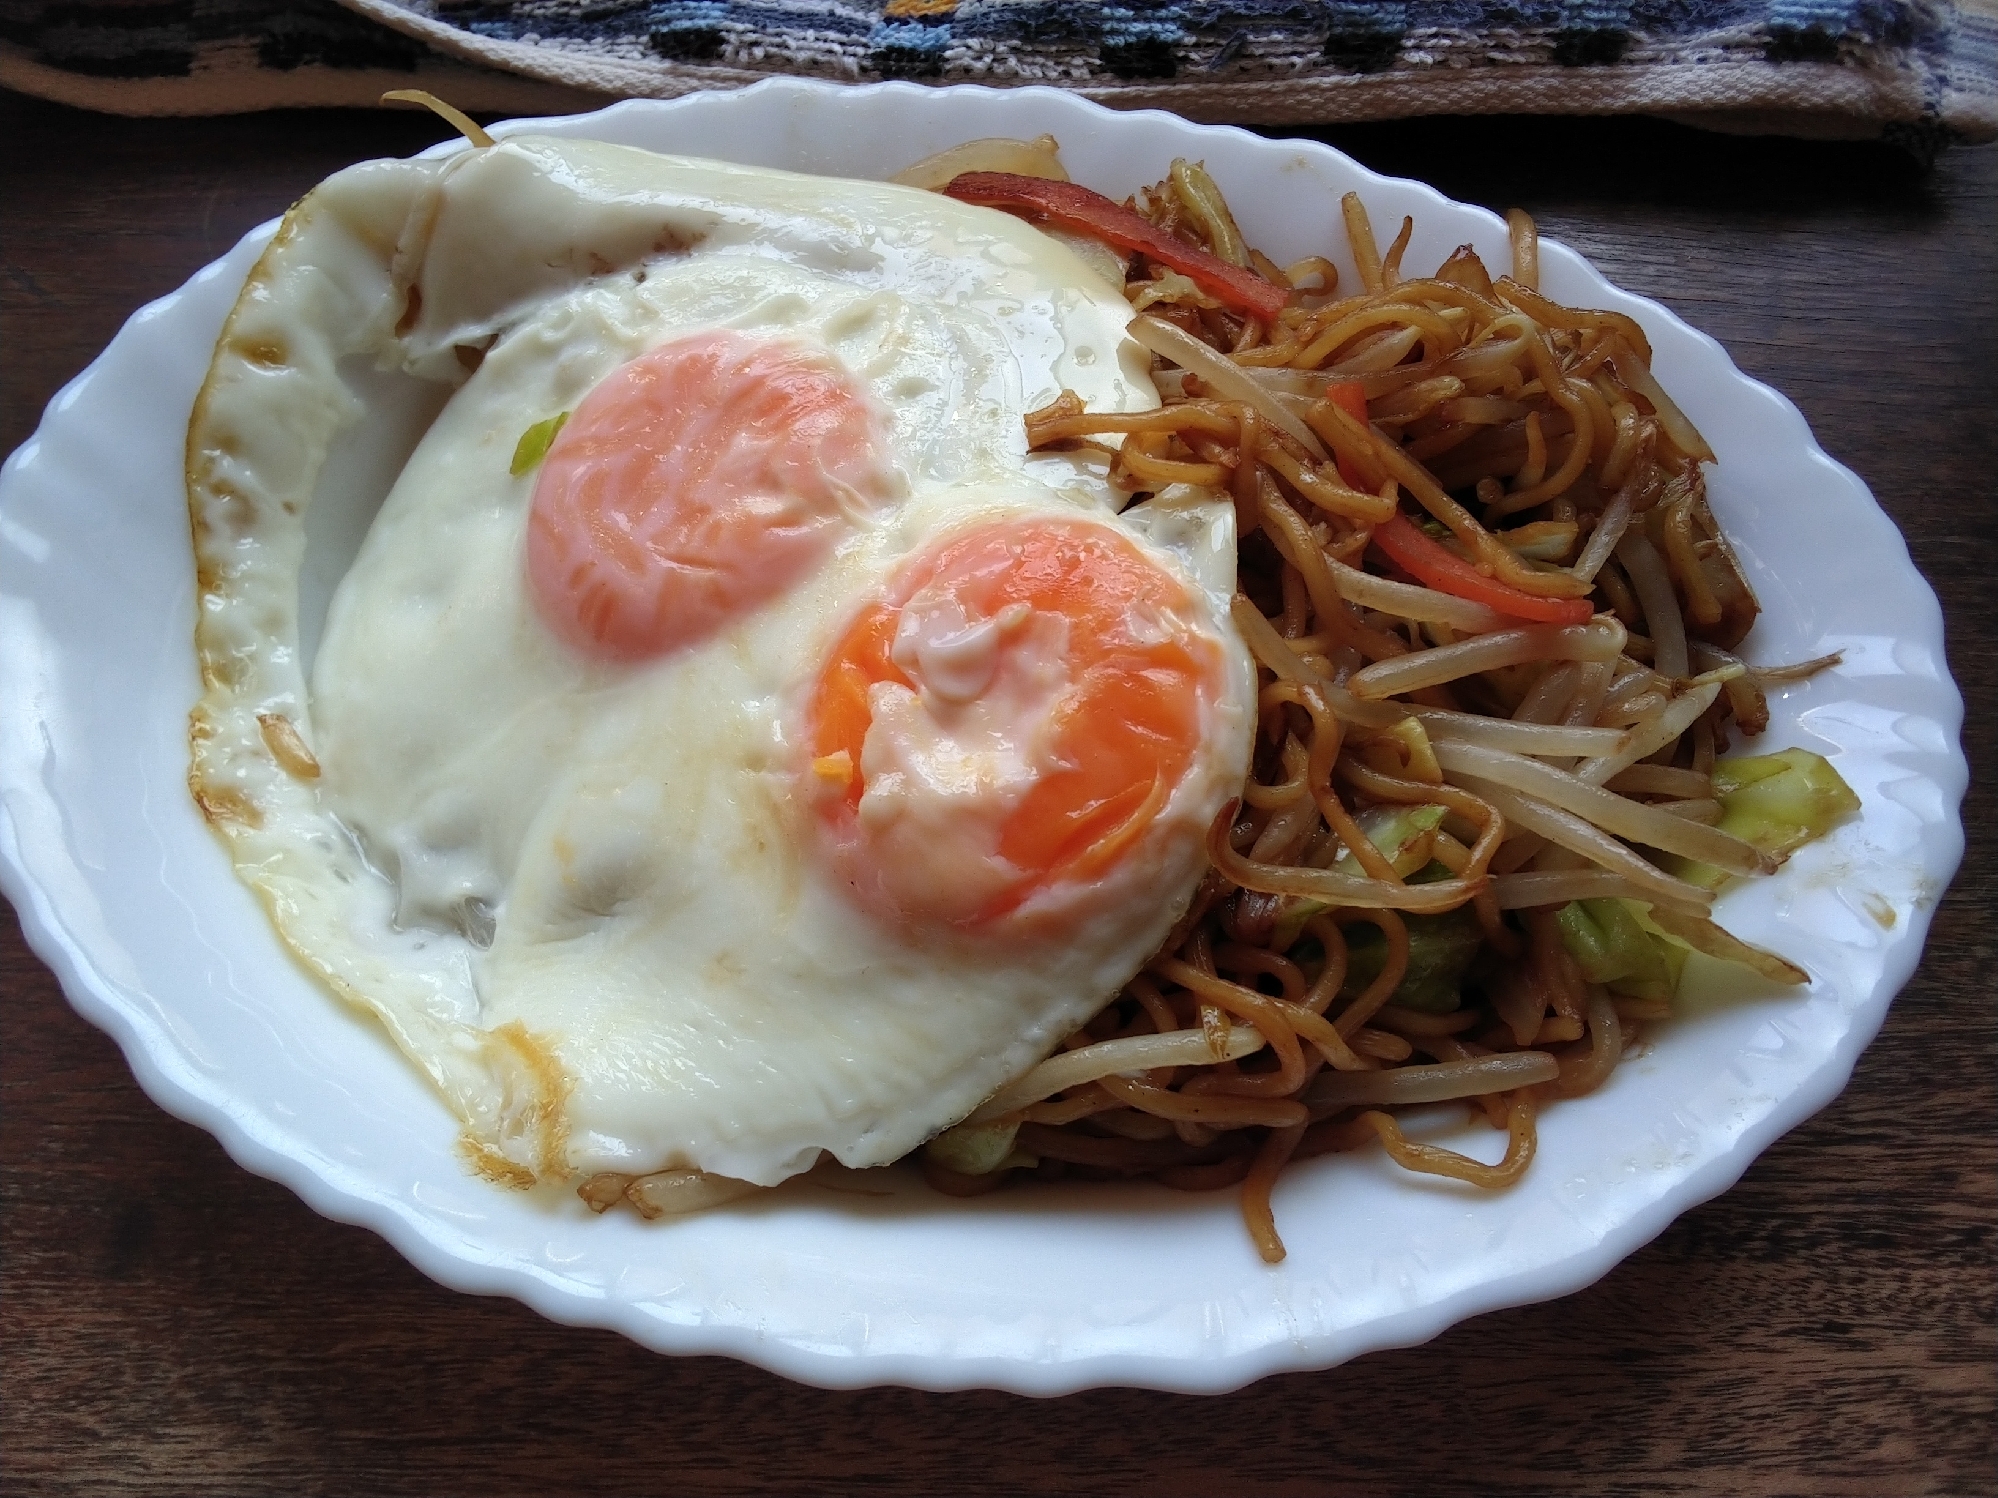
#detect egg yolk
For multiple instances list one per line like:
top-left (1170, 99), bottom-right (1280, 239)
top-left (527, 329), bottom-right (896, 660)
top-left (806, 516), bottom-right (1224, 930)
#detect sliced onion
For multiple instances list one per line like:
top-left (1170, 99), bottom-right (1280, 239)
top-left (1305, 1051), bottom-right (1558, 1109)
top-left (1129, 315), bottom-right (1330, 461)
top-left (967, 1026), bottom-right (1268, 1124)
top-left (892, 134), bottom-right (1068, 190)
top-left (1045, 228), bottom-right (1129, 295)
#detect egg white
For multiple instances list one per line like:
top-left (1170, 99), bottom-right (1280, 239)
top-left (188, 135), bottom-right (1255, 1191)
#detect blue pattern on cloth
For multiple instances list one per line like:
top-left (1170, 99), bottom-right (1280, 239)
top-left (1, 0), bottom-right (1992, 144)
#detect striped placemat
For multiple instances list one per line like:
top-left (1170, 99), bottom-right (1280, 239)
top-left (3, 0), bottom-right (1993, 147)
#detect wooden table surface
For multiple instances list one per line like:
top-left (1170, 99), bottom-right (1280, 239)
top-left (2, 88), bottom-right (1991, 1496)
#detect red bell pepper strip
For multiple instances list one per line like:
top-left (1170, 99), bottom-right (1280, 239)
top-left (1372, 513), bottom-right (1597, 626)
top-left (942, 171), bottom-right (1291, 326)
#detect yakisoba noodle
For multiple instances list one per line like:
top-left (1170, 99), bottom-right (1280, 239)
top-left (911, 151), bottom-right (1849, 1262)
top-left (492, 122), bottom-right (1853, 1252)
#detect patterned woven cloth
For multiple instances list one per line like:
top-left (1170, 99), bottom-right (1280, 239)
top-left (3, 0), bottom-right (1993, 145)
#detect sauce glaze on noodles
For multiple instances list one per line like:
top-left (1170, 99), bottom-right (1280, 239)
top-left (917, 161), bottom-right (1809, 1263)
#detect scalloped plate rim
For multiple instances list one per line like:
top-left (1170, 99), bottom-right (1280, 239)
top-left (0, 79), bottom-right (1967, 1395)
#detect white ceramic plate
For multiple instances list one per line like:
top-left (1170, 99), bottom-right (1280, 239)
top-left (0, 80), bottom-right (1966, 1395)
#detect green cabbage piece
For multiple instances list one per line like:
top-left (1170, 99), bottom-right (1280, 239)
top-left (1555, 898), bottom-right (1687, 1005)
top-left (1336, 900), bottom-right (1485, 1014)
top-left (1271, 803), bottom-right (1447, 950)
top-left (1666, 747), bottom-right (1859, 890)
top-left (509, 410), bottom-right (570, 477)
top-left (923, 1119), bottom-right (1032, 1176)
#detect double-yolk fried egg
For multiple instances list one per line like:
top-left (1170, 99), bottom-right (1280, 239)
top-left (186, 134), bottom-right (1255, 1197)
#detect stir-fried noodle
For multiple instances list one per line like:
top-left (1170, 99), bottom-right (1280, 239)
top-left (919, 162), bottom-right (1832, 1261)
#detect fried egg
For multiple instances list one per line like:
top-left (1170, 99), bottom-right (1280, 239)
top-left (187, 134), bottom-right (1256, 1195)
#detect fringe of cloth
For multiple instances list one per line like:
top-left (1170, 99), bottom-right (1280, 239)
top-left (3, 0), bottom-right (1992, 147)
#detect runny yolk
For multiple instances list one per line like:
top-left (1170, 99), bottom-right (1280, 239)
top-left (806, 515), bottom-right (1224, 930)
top-left (527, 330), bottom-right (894, 661)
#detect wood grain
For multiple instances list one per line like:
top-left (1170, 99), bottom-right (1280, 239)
top-left (2, 93), bottom-right (1991, 1497)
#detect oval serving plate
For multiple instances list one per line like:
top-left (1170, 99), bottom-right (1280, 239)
top-left (0, 79), bottom-right (1966, 1395)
